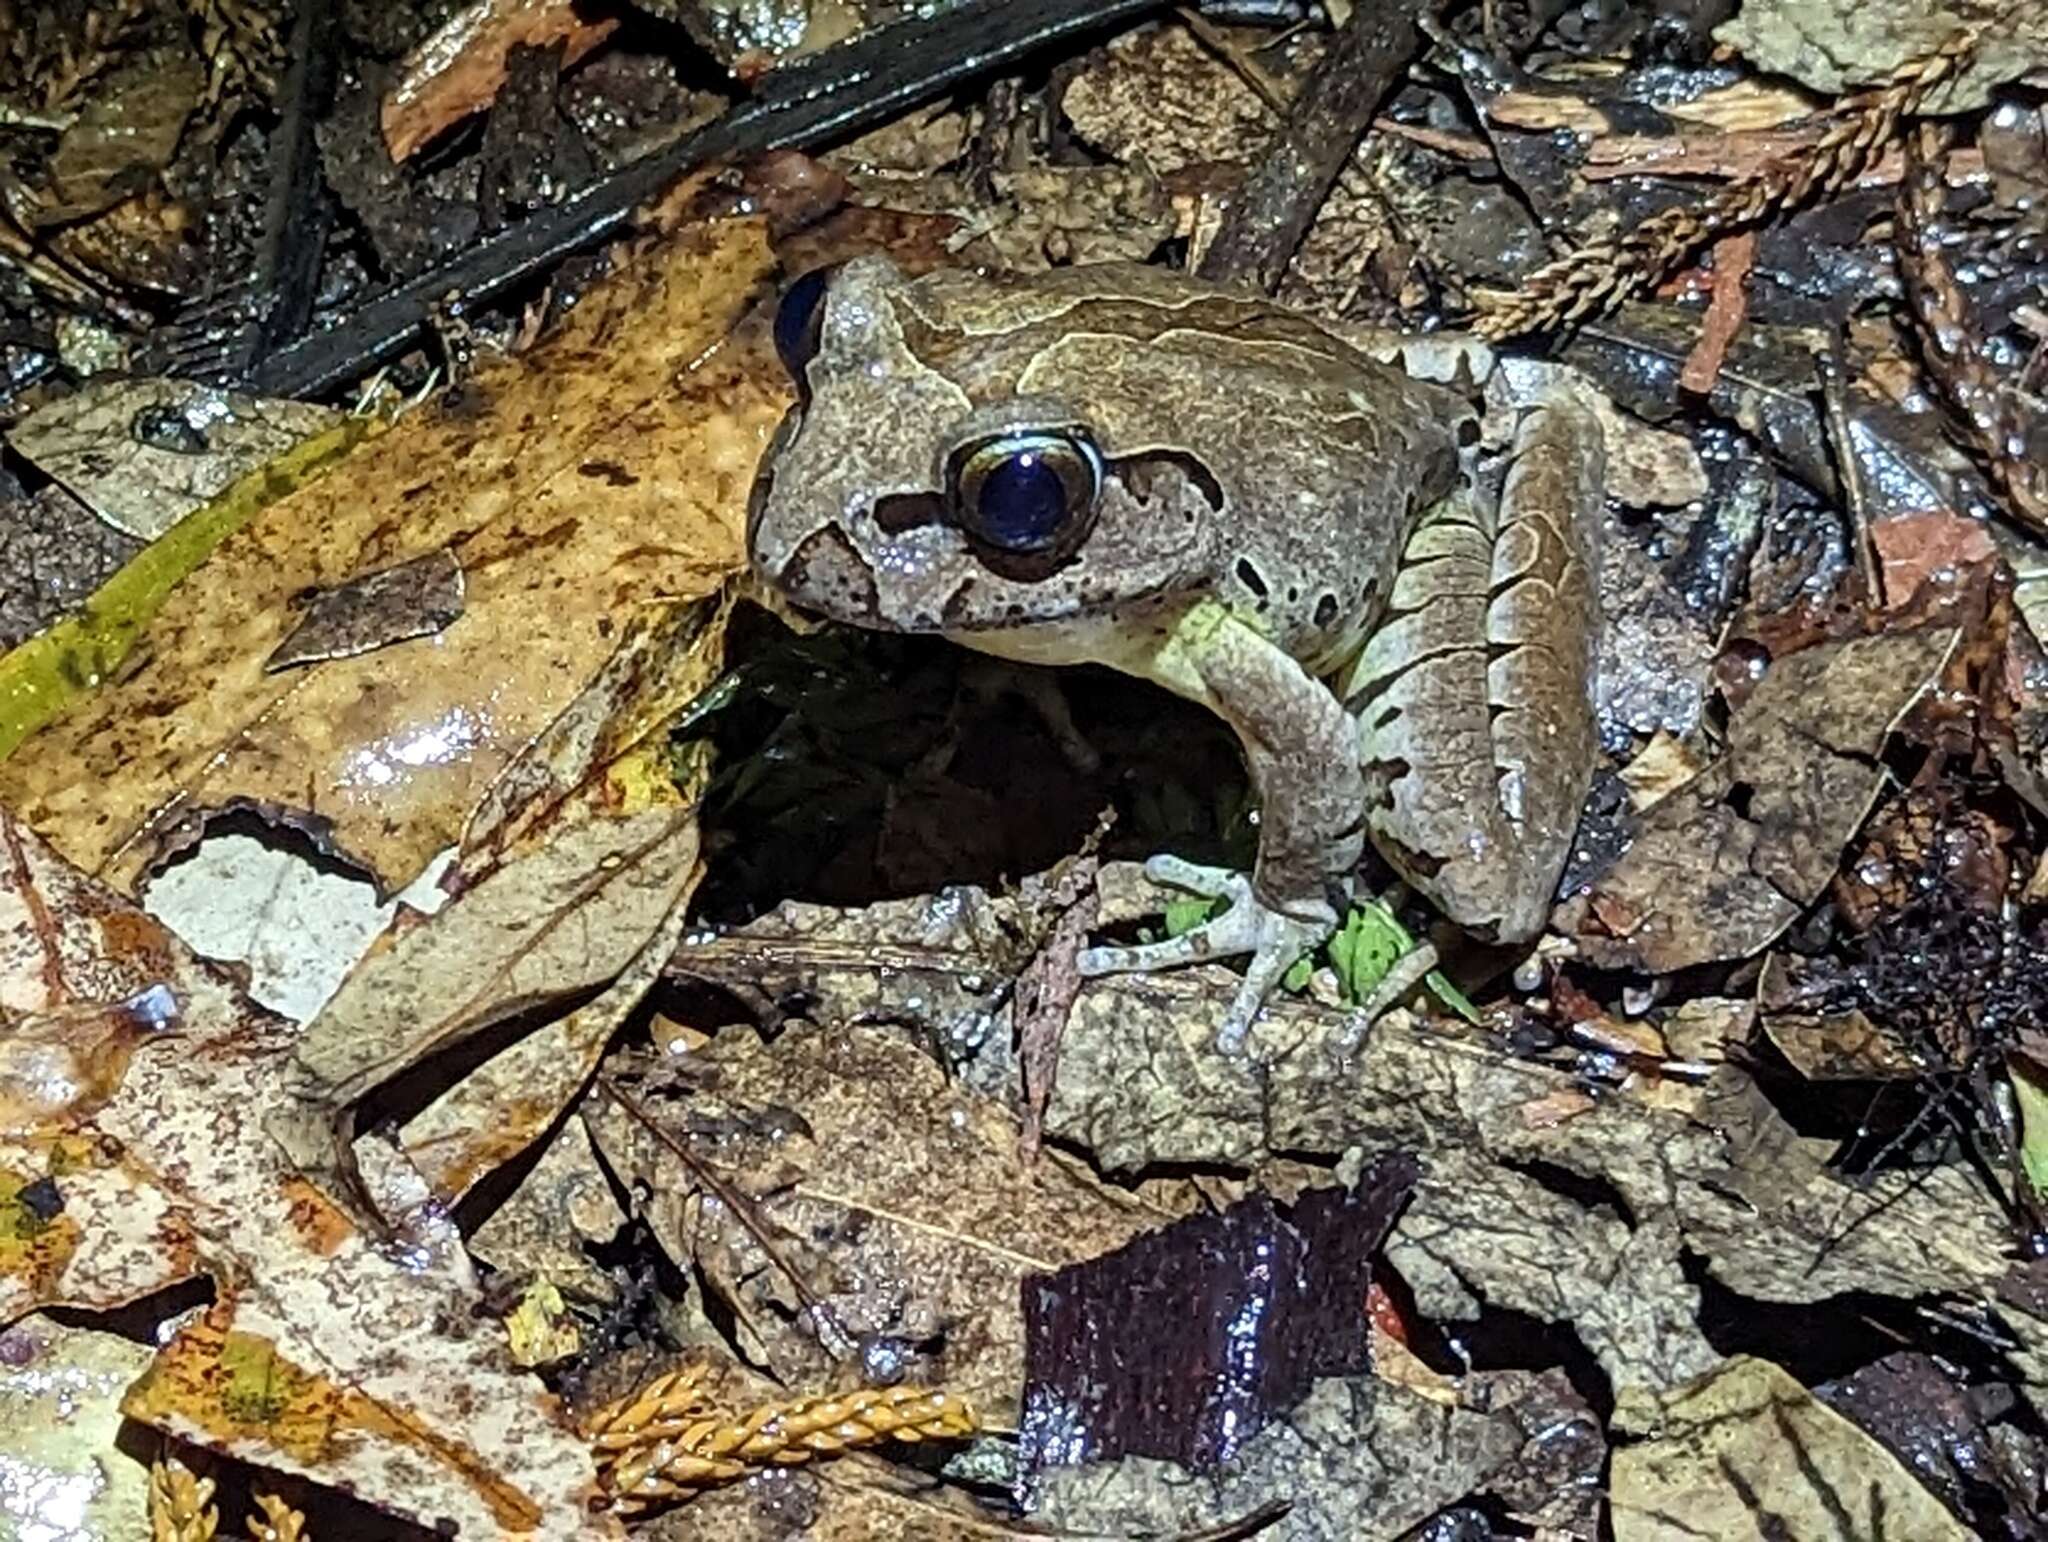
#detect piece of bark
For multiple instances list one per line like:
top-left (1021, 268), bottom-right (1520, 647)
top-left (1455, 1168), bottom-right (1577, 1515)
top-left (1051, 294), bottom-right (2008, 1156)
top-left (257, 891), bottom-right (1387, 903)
top-left (1196, 2), bottom-right (1423, 294)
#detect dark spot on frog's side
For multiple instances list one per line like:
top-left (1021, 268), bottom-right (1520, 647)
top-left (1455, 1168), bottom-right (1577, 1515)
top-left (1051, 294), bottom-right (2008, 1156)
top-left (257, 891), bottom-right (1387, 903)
top-left (579, 460), bottom-right (638, 486)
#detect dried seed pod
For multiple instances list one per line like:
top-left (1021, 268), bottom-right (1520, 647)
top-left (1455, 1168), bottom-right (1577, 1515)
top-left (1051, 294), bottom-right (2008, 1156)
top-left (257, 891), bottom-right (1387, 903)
top-left (149, 1460), bottom-right (219, 1542)
top-left (586, 1369), bottom-right (979, 1513)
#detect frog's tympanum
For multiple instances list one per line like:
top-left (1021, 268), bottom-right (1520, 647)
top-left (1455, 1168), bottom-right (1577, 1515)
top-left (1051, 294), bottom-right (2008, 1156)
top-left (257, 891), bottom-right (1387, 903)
top-left (749, 255), bottom-right (1604, 1051)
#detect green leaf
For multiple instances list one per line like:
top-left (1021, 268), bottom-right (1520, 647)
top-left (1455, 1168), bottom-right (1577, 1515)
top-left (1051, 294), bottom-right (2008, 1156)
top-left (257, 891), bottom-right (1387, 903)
top-left (1423, 968), bottom-right (1482, 1024)
top-left (1328, 903), bottom-right (1409, 999)
top-left (1163, 896), bottom-right (1224, 937)
top-left (2012, 1061), bottom-right (2048, 1204)
top-left (1323, 899), bottom-right (1481, 1022)
top-left (1137, 889), bottom-right (1483, 1022)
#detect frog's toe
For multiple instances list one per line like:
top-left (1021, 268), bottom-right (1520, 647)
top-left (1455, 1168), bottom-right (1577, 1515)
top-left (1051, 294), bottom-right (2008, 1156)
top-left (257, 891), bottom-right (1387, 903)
top-left (1137, 853), bottom-right (1240, 899)
top-left (1079, 860), bottom-right (1336, 1053)
top-left (1212, 914), bottom-right (1330, 1053)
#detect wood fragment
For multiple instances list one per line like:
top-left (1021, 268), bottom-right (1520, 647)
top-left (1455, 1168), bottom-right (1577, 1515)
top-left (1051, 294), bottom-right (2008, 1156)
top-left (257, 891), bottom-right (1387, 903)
top-left (1196, 1), bottom-right (1424, 293)
top-left (1679, 230), bottom-right (1757, 396)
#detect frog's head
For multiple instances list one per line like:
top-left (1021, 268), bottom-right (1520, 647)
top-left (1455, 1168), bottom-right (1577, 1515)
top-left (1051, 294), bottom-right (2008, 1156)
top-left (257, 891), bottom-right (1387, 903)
top-left (747, 255), bottom-right (1225, 645)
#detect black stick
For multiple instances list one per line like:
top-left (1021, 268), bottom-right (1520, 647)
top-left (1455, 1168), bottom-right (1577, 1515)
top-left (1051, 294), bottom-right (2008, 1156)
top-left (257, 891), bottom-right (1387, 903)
top-left (253, 0), bottom-right (1163, 398)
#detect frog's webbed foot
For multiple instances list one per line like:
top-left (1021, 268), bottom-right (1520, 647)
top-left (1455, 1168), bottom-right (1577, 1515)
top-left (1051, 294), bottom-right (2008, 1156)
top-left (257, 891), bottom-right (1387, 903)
top-left (1078, 855), bottom-right (1337, 1053)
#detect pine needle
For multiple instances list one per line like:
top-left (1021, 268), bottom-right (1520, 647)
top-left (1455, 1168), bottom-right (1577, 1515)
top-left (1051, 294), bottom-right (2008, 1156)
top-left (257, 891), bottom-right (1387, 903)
top-left (1471, 31), bottom-right (1978, 341)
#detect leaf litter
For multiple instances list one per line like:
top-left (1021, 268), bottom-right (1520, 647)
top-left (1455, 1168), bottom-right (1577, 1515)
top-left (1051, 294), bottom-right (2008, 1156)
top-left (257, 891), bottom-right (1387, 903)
top-left (3, 3), bottom-right (2048, 1539)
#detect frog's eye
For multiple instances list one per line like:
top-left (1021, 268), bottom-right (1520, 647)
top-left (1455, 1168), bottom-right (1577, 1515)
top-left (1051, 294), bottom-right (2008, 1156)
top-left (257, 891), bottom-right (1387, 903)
top-left (773, 266), bottom-right (834, 381)
top-left (948, 430), bottom-right (1104, 557)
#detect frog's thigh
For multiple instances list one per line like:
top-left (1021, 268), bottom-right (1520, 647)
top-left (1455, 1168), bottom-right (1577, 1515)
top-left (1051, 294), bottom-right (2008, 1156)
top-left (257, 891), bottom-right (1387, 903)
top-left (1152, 600), bottom-right (1365, 917)
top-left (1342, 400), bottom-right (1603, 943)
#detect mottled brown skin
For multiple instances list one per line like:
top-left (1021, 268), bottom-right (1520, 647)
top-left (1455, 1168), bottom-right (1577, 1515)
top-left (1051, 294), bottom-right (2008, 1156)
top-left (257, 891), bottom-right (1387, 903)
top-left (750, 255), bottom-right (1603, 1051)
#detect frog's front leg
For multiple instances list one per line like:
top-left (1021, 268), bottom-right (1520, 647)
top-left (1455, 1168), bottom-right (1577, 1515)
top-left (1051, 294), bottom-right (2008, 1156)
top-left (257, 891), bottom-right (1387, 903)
top-left (1078, 600), bottom-right (1363, 1052)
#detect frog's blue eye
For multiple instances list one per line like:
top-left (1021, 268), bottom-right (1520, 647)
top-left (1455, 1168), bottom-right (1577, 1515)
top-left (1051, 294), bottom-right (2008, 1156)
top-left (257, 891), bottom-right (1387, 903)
top-left (773, 267), bottom-right (833, 380)
top-left (949, 431), bottom-right (1104, 557)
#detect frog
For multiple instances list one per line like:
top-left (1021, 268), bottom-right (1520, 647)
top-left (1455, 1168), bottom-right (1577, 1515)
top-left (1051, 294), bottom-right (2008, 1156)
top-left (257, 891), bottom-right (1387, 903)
top-left (747, 254), bottom-right (1604, 1052)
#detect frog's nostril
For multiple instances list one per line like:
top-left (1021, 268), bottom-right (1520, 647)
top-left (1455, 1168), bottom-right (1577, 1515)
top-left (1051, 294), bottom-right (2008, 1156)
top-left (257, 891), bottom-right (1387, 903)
top-left (873, 492), bottom-right (945, 534)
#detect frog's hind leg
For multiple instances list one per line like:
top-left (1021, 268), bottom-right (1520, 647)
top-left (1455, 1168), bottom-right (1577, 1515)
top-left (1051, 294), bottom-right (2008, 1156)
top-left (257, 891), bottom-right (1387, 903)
top-left (1343, 399), bottom-right (1604, 944)
top-left (1077, 599), bottom-right (1363, 1053)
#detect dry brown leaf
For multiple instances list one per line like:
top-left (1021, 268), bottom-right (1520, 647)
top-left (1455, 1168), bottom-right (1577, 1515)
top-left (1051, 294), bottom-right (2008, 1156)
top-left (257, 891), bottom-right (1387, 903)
top-left (266, 548), bottom-right (467, 670)
top-left (274, 800), bottom-right (704, 1207)
top-left (1035, 1373), bottom-right (1520, 1538)
top-left (467, 1114), bottom-right (626, 1304)
top-left (589, 1024), bottom-right (1170, 1422)
top-left (665, 0), bottom-right (868, 74)
top-left (7, 379), bottom-right (345, 542)
top-left (1610, 1356), bottom-right (1973, 1540)
top-left (1661, 78), bottom-right (1828, 132)
top-left (0, 806), bottom-right (612, 1538)
top-left (668, 1447), bottom-right (1023, 1539)
top-left (1718, 0), bottom-right (2048, 111)
top-left (392, 816), bottom-right (703, 1209)
top-left (1062, 23), bottom-right (1271, 174)
top-left (1559, 627), bottom-right (1960, 973)
top-left (0, 217), bottom-right (781, 900)
top-left (455, 594), bottom-right (730, 883)
top-left (0, 986), bottom-right (178, 1133)
top-left (40, 51), bottom-right (202, 225)
top-left (1618, 731), bottom-right (1711, 810)
top-left (1391, 1153), bottom-right (1720, 1417)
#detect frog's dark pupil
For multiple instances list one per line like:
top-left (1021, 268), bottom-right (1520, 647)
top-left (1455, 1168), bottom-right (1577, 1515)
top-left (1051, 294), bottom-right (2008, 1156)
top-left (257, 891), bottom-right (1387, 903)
top-left (976, 451), bottom-right (1070, 550)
